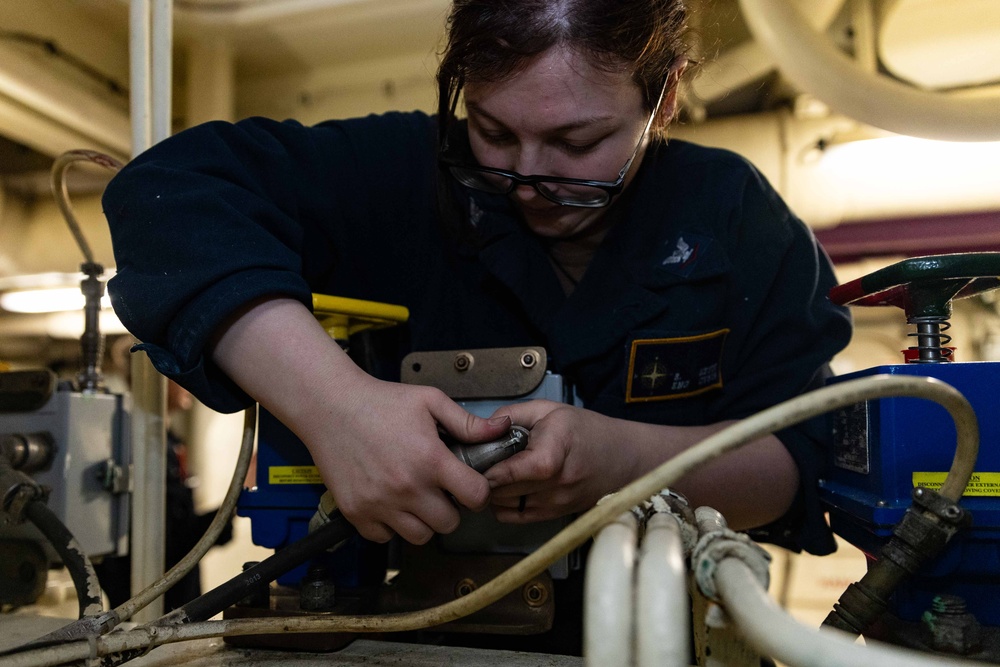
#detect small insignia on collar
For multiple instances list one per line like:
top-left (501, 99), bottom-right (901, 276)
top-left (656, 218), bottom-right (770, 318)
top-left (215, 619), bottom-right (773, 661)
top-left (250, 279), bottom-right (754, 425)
top-left (625, 329), bottom-right (729, 402)
top-left (662, 236), bottom-right (694, 265)
top-left (660, 232), bottom-right (712, 277)
top-left (469, 196), bottom-right (484, 227)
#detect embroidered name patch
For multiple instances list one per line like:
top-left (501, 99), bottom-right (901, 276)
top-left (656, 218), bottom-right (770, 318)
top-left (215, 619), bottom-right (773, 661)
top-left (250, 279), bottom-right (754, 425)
top-left (625, 329), bottom-right (729, 403)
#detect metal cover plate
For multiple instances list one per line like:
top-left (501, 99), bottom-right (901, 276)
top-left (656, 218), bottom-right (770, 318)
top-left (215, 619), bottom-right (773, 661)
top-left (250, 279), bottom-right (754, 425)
top-left (401, 347), bottom-right (547, 399)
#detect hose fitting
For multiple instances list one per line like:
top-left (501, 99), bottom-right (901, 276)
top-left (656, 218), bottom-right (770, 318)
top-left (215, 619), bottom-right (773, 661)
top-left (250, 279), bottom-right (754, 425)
top-left (823, 486), bottom-right (971, 637)
top-left (446, 425), bottom-right (530, 473)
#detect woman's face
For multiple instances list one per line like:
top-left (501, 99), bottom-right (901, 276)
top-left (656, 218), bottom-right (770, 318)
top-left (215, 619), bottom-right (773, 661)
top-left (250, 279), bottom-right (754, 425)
top-left (463, 44), bottom-right (651, 239)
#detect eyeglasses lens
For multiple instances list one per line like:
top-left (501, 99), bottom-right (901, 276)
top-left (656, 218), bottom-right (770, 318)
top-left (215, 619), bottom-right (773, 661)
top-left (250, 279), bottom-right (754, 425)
top-left (450, 166), bottom-right (610, 207)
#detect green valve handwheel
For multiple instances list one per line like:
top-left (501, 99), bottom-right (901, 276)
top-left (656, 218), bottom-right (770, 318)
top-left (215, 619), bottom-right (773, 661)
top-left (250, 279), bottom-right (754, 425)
top-left (829, 252), bottom-right (1000, 363)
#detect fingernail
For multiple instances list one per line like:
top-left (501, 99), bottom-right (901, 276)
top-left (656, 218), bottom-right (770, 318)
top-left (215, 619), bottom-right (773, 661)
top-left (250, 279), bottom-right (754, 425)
top-left (488, 415), bottom-right (511, 426)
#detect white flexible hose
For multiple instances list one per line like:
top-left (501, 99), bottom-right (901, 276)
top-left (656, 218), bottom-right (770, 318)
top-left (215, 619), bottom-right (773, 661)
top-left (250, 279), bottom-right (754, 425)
top-left (714, 559), bottom-right (993, 667)
top-left (112, 406), bottom-right (256, 625)
top-left (738, 0), bottom-right (1000, 141)
top-left (1, 374), bottom-right (978, 667)
top-left (584, 512), bottom-right (638, 666)
top-left (635, 512), bottom-right (689, 667)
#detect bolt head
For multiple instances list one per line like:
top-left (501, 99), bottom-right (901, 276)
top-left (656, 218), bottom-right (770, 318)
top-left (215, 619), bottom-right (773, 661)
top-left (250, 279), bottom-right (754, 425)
top-left (454, 352), bottom-right (474, 372)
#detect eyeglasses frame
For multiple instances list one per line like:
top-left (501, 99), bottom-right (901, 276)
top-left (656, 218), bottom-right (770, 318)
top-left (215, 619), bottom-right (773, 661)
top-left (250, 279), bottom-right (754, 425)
top-left (438, 78), bottom-right (671, 209)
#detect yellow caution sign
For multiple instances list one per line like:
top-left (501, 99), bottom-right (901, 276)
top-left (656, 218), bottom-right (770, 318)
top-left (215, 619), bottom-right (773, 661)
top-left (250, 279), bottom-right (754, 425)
top-left (913, 472), bottom-right (1000, 497)
top-left (268, 466), bottom-right (323, 485)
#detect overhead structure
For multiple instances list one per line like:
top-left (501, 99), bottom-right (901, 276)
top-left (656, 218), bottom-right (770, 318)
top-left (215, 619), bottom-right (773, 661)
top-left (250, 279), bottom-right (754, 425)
top-left (738, 0), bottom-right (1000, 142)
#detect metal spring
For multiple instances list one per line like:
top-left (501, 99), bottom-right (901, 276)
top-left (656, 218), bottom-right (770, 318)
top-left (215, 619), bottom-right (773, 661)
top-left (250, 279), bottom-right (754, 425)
top-left (907, 316), bottom-right (953, 363)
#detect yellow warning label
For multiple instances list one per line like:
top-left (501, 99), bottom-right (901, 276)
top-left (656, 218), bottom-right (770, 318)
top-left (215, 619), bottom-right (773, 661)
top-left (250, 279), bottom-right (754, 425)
top-left (913, 472), bottom-right (1000, 497)
top-left (268, 466), bottom-right (323, 485)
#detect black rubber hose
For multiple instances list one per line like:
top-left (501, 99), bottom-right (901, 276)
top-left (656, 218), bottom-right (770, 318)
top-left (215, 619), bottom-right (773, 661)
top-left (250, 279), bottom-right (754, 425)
top-left (23, 499), bottom-right (104, 618)
top-left (156, 508), bottom-right (358, 626)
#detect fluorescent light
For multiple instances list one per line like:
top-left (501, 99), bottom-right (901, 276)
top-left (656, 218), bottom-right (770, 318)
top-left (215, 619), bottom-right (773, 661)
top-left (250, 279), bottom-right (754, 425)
top-left (0, 288), bottom-right (113, 314)
top-left (811, 135), bottom-right (1000, 219)
top-left (821, 136), bottom-right (1000, 189)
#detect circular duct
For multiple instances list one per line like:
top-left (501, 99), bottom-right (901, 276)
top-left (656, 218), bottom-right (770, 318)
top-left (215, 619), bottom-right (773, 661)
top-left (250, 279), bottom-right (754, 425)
top-left (738, 0), bottom-right (1000, 142)
top-left (879, 0), bottom-right (1000, 90)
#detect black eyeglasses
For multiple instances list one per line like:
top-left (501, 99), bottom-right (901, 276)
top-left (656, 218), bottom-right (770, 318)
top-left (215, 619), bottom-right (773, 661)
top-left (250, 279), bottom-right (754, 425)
top-left (439, 81), bottom-right (668, 208)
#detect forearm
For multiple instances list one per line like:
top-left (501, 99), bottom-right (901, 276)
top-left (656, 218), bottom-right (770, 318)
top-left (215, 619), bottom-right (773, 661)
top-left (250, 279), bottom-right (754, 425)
top-left (207, 295), bottom-right (505, 544)
top-left (624, 419), bottom-right (799, 531)
top-left (208, 295), bottom-right (366, 446)
top-left (486, 401), bottom-right (800, 531)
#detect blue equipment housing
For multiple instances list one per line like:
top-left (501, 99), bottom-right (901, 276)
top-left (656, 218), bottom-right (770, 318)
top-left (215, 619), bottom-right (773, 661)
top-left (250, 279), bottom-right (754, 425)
top-left (820, 361), bottom-right (1000, 625)
top-left (237, 409), bottom-right (344, 586)
top-left (821, 251), bottom-right (1000, 637)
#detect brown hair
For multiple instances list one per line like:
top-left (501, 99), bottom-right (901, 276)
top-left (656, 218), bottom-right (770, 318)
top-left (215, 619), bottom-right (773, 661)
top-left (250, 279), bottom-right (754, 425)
top-left (437, 0), bottom-right (690, 137)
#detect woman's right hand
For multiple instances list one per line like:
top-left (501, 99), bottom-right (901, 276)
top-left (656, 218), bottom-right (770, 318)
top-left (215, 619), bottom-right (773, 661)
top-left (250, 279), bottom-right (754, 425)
top-left (210, 296), bottom-right (508, 544)
top-left (298, 371), bottom-right (509, 543)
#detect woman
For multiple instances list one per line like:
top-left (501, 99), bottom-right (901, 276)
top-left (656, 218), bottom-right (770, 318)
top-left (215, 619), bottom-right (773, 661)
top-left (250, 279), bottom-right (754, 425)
top-left (104, 0), bottom-right (851, 557)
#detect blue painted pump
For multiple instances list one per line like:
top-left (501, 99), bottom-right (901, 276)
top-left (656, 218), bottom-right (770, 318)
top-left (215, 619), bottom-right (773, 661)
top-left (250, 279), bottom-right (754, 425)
top-left (821, 361), bottom-right (1000, 624)
top-left (236, 409), bottom-right (355, 587)
top-left (820, 252), bottom-right (1000, 627)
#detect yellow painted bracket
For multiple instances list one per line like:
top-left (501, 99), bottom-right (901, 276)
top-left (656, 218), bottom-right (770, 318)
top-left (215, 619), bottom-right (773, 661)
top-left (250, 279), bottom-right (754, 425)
top-left (311, 293), bottom-right (409, 342)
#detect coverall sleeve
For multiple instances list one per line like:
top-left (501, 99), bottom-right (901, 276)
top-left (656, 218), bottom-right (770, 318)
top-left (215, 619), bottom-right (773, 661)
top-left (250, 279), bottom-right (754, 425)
top-left (713, 164), bottom-right (852, 553)
top-left (103, 113), bottom-right (435, 412)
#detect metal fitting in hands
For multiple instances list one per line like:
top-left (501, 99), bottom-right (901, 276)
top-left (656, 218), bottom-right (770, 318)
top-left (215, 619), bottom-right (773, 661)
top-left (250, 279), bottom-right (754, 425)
top-left (309, 490), bottom-right (340, 534)
top-left (447, 425), bottom-right (530, 474)
top-left (307, 426), bottom-right (529, 533)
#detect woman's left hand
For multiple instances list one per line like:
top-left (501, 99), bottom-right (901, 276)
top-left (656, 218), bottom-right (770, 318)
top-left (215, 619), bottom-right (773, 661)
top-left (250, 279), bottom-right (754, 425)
top-left (483, 400), bottom-right (638, 522)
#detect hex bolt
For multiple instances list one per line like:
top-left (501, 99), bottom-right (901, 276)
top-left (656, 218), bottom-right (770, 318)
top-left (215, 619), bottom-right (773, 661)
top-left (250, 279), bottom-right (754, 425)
top-left (522, 581), bottom-right (549, 607)
top-left (454, 352), bottom-right (474, 372)
top-left (455, 578), bottom-right (477, 598)
top-left (921, 594), bottom-right (982, 655)
top-left (300, 565), bottom-right (337, 611)
top-left (520, 350), bottom-right (538, 369)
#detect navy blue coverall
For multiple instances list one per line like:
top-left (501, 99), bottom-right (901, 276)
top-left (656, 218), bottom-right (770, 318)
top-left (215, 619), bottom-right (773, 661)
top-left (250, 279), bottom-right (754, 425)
top-left (103, 111), bottom-right (852, 555)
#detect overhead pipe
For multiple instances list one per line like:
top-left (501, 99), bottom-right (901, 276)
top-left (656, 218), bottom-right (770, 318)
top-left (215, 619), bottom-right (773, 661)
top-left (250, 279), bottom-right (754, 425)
top-left (738, 0), bottom-right (1000, 142)
top-left (152, 0), bottom-right (173, 143)
top-left (127, 0), bottom-right (171, 625)
top-left (689, 0), bottom-right (845, 108)
top-left (173, 0), bottom-right (363, 25)
top-left (0, 46), bottom-right (130, 158)
top-left (129, 0), bottom-right (152, 154)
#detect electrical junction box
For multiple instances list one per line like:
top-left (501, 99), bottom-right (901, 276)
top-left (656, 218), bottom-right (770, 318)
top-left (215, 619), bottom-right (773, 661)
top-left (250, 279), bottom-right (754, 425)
top-left (0, 387), bottom-right (131, 558)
